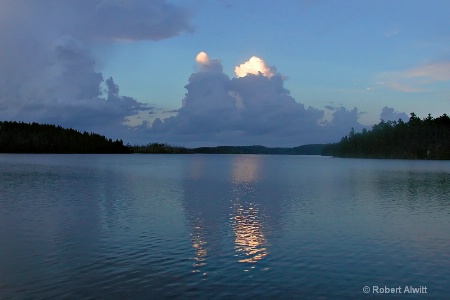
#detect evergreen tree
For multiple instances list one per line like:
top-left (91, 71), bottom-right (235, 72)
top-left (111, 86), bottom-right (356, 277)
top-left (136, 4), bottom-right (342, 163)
top-left (0, 121), bottom-right (131, 154)
top-left (322, 113), bottom-right (450, 160)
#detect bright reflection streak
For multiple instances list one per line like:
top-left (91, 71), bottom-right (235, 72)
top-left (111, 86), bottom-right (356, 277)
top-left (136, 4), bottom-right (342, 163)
top-left (190, 217), bottom-right (207, 274)
top-left (232, 203), bottom-right (268, 263)
top-left (232, 155), bottom-right (261, 184)
top-left (230, 156), bottom-right (268, 263)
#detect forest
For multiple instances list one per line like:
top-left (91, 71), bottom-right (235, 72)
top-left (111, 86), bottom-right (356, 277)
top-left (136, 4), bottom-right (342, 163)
top-left (130, 143), bottom-right (190, 154)
top-left (4, 113), bottom-right (449, 159)
top-left (0, 121), bottom-right (130, 153)
top-left (322, 113), bottom-right (450, 159)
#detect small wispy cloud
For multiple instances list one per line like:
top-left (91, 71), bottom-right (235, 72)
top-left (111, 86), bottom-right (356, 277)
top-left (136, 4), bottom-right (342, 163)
top-left (379, 80), bottom-right (425, 93)
top-left (376, 61), bottom-right (450, 93)
top-left (384, 25), bottom-right (401, 38)
top-left (406, 62), bottom-right (450, 81)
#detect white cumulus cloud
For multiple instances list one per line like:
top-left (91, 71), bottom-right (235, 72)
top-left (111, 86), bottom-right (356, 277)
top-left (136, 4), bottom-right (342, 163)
top-left (148, 52), bottom-right (379, 147)
top-left (235, 56), bottom-right (275, 78)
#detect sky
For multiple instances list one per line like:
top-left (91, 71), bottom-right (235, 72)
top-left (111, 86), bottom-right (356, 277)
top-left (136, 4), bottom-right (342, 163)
top-left (1, 0), bottom-right (449, 147)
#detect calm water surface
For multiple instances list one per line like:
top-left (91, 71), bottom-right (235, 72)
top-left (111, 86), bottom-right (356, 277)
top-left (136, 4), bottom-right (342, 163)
top-left (0, 154), bottom-right (449, 299)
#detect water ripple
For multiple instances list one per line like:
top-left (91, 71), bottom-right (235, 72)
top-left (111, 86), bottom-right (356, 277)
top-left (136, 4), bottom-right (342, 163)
top-left (0, 155), bottom-right (449, 298)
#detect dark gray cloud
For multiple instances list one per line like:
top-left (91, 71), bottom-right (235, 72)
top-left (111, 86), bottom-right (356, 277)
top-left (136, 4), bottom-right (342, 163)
top-left (149, 54), bottom-right (375, 147)
top-left (0, 1), bottom-right (408, 147)
top-left (75, 0), bottom-right (192, 41)
top-left (380, 106), bottom-right (409, 122)
top-left (0, 0), bottom-right (191, 140)
top-left (0, 0), bottom-right (191, 42)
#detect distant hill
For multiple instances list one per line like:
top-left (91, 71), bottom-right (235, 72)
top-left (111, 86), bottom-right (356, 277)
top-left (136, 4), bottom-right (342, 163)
top-left (190, 144), bottom-right (325, 155)
top-left (130, 143), bottom-right (326, 155)
top-left (0, 121), bottom-right (130, 154)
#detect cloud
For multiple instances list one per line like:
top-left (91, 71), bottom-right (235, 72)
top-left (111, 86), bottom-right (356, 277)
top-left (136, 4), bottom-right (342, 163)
top-left (407, 62), bottom-right (450, 82)
top-left (384, 25), bottom-right (401, 38)
top-left (235, 56), bottom-right (276, 78)
top-left (149, 52), bottom-right (372, 147)
top-left (326, 107), bottom-right (364, 130)
top-left (381, 81), bottom-right (425, 93)
top-left (380, 106), bottom-right (409, 122)
top-left (195, 51), bottom-right (223, 73)
top-left (81, 0), bottom-right (192, 41)
top-left (0, 0), bottom-right (191, 42)
top-left (196, 51), bottom-right (209, 64)
top-left (377, 61), bottom-right (450, 93)
top-left (0, 0), bottom-right (191, 140)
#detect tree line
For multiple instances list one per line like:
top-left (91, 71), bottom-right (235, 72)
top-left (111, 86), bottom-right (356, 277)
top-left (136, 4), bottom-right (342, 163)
top-left (5, 114), bottom-right (448, 159)
top-left (322, 113), bottom-right (450, 159)
top-left (130, 143), bottom-right (190, 154)
top-left (0, 121), bottom-right (130, 153)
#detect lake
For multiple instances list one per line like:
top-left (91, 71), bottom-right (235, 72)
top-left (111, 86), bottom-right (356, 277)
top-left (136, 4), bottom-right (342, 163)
top-left (0, 154), bottom-right (449, 299)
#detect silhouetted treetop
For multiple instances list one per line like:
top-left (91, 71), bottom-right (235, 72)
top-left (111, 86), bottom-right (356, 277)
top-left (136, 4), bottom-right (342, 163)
top-left (0, 121), bottom-right (130, 153)
top-left (322, 113), bottom-right (450, 160)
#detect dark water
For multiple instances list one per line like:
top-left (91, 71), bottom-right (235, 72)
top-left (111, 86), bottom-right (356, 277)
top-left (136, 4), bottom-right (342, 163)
top-left (0, 154), bottom-right (449, 299)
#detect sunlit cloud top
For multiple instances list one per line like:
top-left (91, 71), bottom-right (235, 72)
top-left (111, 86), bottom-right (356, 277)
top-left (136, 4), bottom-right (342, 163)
top-left (235, 56), bottom-right (275, 78)
top-left (194, 51), bottom-right (223, 73)
top-left (195, 51), bottom-right (209, 64)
